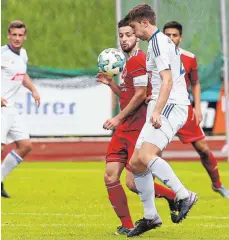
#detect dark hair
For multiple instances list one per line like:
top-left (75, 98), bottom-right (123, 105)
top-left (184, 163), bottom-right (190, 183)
top-left (163, 21), bottom-right (182, 35)
top-left (8, 20), bottom-right (27, 33)
top-left (125, 3), bottom-right (156, 25)
top-left (118, 19), bottom-right (129, 28)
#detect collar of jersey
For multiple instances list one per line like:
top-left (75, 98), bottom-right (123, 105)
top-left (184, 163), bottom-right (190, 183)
top-left (148, 29), bottom-right (160, 41)
top-left (7, 44), bottom-right (20, 55)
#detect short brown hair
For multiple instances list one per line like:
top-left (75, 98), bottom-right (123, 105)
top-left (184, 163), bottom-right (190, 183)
top-left (125, 3), bottom-right (156, 25)
top-left (8, 20), bottom-right (27, 33)
top-left (118, 19), bottom-right (129, 28)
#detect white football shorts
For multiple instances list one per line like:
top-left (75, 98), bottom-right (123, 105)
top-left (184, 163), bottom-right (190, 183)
top-left (136, 100), bottom-right (188, 151)
top-left (1, 107), bottom-right (30, 144)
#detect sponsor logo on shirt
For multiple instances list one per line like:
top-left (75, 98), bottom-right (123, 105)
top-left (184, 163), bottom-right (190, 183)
top-left (11, 73), bottom-right (25, 81)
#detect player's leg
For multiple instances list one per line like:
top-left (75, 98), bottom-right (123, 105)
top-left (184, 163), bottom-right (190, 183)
top-left (105, 131), bottom-right (134, 234)
top-left (125, 132), bottom-right (177, 220)
top-left (1, 113), bottom-right (31, 197)
top-left (1, 139), bottom-right (32, 183)
top-left (1, 109), bottom-right (14, 198)
top-left (177, 105), bottom-right (229, 198)
top-left (128, 103), bottom-right (198, 237)
top-left (1, 143), bottom-right (10, 198)
top-left (192, 139), bottom-right (229, 198)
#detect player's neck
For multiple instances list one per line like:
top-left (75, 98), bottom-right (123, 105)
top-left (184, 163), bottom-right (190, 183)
top-left (127, 46), bottom-right (140, 58)
top-left (8, 44), bottom-right (21, 54)
top-left (146, 26), bottom-right (159, 41)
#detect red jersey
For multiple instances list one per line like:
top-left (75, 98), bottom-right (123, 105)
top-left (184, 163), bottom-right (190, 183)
top-left (117, 49), bottom-right (151, 132)
top-left (180, 48), bottom-right (199, 88)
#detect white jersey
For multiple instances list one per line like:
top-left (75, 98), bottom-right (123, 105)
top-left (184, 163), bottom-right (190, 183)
top-left (1, 44), bottom-right (28, 107)
top-left (146, 30), bottom-right (190, 105)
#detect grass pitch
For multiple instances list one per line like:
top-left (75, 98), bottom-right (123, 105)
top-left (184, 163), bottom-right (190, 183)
top-left (1, 161), bottom-right (229, 240)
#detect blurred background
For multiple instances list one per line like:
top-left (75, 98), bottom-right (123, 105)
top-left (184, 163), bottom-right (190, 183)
top-left (1, 0), bottom-right (229, 160)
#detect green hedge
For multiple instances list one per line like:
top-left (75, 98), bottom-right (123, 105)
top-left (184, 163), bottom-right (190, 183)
top-left (1, 0), bottom-right (116, 69)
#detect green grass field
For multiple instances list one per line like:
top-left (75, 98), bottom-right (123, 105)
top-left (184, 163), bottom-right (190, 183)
top-left (1, 161), bottom-right (229, 240)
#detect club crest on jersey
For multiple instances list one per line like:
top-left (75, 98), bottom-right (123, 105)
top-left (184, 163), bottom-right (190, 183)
top-left (11, 73), bottom-right (26, 81)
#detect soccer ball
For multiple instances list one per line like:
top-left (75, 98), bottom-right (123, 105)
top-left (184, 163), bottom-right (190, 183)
top-left (98, 48), bottom-right (126, 76)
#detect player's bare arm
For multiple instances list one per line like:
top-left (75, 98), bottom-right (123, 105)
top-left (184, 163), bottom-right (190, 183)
top-left (1, 97), bottom-right (7, 107)
top-left (103, 86), bottom-right (147, 130)
top-left (151, 69), bottom-right (173, 129)
top-left (23, 73), bottom-right (40, 106)
top-left (96, 72), bottom-right (122, 97)
top-left (190, 68), bottom-right (203, 125)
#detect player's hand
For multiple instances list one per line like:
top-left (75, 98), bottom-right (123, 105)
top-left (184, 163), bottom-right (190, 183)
top-left (193, 107), bottom-right (203, 125)
top-left (145, 95), bottom-right (152, 104)
top-left (1, 97), bottom-right (7, 107)
top-left (96, 73), bottom-right (113, 86)
top-left (103, 115), bottom-right (122, 130)
top-left (150, 111), bottom-right (161, 129)
top-left (32, 90), bottom-right (40, 107)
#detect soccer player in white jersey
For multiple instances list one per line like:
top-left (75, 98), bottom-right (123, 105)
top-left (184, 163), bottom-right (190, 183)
top-left (123, 4), bottom-right (198, 237)
top-left (1, 20), bottom-right (40, 198)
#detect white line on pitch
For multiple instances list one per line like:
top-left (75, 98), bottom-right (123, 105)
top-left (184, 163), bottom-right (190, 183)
top-left (2, 213), bottom-right (103, 217)
top-left (2, 223), bottom-right (229, 228)
top-left (2, 213), bottom-right (229, 220)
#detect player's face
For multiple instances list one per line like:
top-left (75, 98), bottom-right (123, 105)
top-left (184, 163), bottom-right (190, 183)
top-left (119, 26), bottom-right (138, 53)
top-left (164, 28), bottom-right (182, 46)
top-left (8, 28), bottom-right (26, 49)
top-left (129, 20), bottom-right (147, 40)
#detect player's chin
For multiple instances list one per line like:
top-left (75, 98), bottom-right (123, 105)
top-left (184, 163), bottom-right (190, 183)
top-left (121, 46), bottom-right (130, 53)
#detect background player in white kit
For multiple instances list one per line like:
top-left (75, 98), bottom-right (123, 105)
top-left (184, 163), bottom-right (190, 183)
top-left (1, 20), bottom-right (40, 198)
top-left (124, 5), bottom-right (198, 237)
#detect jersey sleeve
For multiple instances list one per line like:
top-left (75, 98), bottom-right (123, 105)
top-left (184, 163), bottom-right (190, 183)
top-left (190, 56), bottom-right (199, 85)
top-left (128, 56), bottom-right (148, 87)
top-left (152, 38), bottom-right (171, 73)
top-left (20, 48), bottom-right (28, 64)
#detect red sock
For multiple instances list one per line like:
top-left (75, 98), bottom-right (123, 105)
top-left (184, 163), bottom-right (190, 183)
top-left (106, 181), bottom-right (134, 229)
top-left (200, 152), bottom-right (222, 188)
top-left (154, 182), bottom-right (176, 200)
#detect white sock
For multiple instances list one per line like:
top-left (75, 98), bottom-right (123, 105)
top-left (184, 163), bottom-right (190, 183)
top-left (148, 157), bottom-right (189, 200)
top-left (1, 151), bottom-right (23, 181)
top-left (134, 170), bottom-right (158, 219)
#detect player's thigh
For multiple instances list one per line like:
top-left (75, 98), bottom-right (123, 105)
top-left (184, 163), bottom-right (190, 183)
top-left (9, 114), bottom-right (30, 144)
top-left (105, 131), bottom-right (127, 182)
top-left (1, 108), bottom-right (14, 145)
top-left (177, 105), bottom-right (205, 144)
top-left (138, 102), bottom-right (188, 152)
top-left (106, 131), bottom-right (128, 165)
top-left (126, 131), bottom-right (140, 171)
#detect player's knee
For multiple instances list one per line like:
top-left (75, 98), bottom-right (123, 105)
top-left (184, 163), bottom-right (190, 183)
top-left (104, 171), bottom-right (119, 184)
top-left (138, 150), bottom-right (156, 167)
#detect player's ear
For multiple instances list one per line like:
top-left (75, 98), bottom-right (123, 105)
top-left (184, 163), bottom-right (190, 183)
top-left (136, 38), bottom-right (140, 43)
top-left (24, 34), bottom-right (27, 40)
top-left (7, 34), bottom-right (10, 40)
top-left (180, 35), bottom-right (183, 44)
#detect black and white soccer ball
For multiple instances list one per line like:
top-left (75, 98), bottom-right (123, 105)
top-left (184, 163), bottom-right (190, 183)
top-left (98, 48), bottom-right (126, 76)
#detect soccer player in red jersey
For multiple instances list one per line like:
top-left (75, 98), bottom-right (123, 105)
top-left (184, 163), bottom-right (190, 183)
top-left (97, 19), bottom-right (177, 235)
top-left (163, 21), bottom-right (229, 198)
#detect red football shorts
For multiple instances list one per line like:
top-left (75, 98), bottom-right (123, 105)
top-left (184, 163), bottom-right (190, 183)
top-left (106, 130), bottom-right (140, 171)
top-left (177, 105), bottom-right (205, 144)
